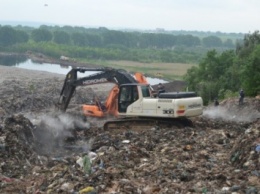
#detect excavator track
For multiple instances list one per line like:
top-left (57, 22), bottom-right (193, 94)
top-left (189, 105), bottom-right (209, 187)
top-left (103, 117), bottom-right (194, 132)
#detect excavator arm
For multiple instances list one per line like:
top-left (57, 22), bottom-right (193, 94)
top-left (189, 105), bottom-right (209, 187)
top-left (58, 67), bottom-right (138, 112)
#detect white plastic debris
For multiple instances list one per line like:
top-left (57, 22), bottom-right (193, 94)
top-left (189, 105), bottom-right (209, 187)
top-left (122, 140), bottom-right (130, 144)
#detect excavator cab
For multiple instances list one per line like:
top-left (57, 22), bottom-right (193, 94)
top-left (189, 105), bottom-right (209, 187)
top-left (118, 84), bottom-right (139, 113)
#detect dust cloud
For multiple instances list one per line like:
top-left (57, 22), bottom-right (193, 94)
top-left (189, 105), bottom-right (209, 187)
top-left (25, 112), bottom-right (91, 155)
top-left (203, 106), bottom-right (260, 123)
top-left (39, 113), bottom-right (90, 137)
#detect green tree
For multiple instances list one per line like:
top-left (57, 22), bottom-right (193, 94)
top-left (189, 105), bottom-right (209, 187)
top-left (236, 30), bottom-right (260, 58)
top-left (218, 51), bottom-right (238, 90)
top-left (185, 66), bottom-right (200, 91)
top-left (160, 50), bottom-right (173, 62)
top-left (202, 36), bottom-right (223, 47)
top-left (240, 45), bottom-right (260, 96)
top-left (184, 49), bottom-right (236, 104)
top-left (0, 26), bottom-right (16, 46)
top-left (84, 33), bottom-right (102, 47)
top-left (176, 35), bottom-right (201, 47)
top-left (53, 30), bottom-right (70, 44)
top-left (15, 30), bottom-right (29, 43)
top-left (71, 32), bottom-right (87, 46)
top-left (31, 29), bottom-right (52, 42)
top-left (102, 30), bottom-right (131, 47)
top-left (139, 33), bottom-right (157, 48)
top-left (155, 34), bottom-right (177, 48)
top-left (223, 39), bottom-right (234, 48)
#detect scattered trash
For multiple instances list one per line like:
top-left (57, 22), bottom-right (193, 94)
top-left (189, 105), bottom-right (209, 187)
top-left (122, 140), bottom-right (130, 144)
top-left (83, 155), bottom-right (92, 175)
top-left (183, 144), bottom-right (192, 151)
top-left (79, 186), bottom-right (95, 194)
top-left (255, 144), bottom-right (260, 153)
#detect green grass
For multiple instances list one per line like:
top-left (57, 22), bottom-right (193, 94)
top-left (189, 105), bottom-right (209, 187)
top-left (103, 60), bottom-right (197, 81)
top-left (76, 58), bottom-right (198, 81)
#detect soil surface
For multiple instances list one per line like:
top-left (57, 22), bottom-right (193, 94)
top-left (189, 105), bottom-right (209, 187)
top-left (0, 58), bottom-right (259, 194)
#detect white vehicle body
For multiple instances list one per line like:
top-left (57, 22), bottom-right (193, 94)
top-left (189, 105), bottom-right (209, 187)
top-left (118, 84), bottom-right (203, 118)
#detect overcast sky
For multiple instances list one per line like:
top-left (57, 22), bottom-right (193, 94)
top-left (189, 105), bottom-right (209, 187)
top-left (0, 0), bottom-right (259, 33)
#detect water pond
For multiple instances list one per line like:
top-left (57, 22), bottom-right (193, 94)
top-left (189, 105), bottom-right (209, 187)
top-left (0, 55), bottom-right (167, 85)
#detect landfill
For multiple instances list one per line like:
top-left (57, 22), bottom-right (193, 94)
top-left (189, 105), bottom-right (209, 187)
top-left (0, 65), bottom-right (259, 193)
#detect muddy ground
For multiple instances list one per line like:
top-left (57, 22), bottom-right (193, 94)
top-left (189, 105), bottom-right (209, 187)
top-left (0, 62), bottom-right (259, 194)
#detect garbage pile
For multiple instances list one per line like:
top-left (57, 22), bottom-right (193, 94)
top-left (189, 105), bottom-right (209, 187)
top-left (0, 114), bottom-right (93, 193)
top-left (0, 79), bottom-right (98, 117)
top-left (230, 119), bottom-right (260, 190)
top-left (0, 106), bottom-right (259, 193)
top-left (0, 115), bottom-right (40, 178)
top-left (0, 67), bottom-right (259, 193)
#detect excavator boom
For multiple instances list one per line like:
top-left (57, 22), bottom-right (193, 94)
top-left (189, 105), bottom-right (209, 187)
top-left (58, 67), bottom-right (138, 112)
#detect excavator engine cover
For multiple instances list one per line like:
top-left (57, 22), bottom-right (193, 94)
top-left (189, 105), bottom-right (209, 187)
top-left (158, 92), bottom-right (197, 99)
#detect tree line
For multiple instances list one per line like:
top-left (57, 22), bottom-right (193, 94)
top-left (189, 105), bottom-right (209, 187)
top-left (0, 25), bottom-right (237, 48)
top-left (184, 31), bottom-right (260, 104)
top-left (0, 25), bottom-right (240, 64)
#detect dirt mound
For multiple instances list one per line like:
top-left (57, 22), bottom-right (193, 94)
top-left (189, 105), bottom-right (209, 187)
top-left (152, 80), bottom-right (187, 92)
top-left (0, 69), bottom-right (106, 119)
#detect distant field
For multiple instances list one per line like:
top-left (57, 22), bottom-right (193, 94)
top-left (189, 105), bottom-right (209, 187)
top-left (104, 60), bottom-right (197, 81)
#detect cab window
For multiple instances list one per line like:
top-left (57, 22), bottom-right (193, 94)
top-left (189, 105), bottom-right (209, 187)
top-left (118, 85), bottom-right (138, 112)
top-left (141, 86), bottom-right (151, 97)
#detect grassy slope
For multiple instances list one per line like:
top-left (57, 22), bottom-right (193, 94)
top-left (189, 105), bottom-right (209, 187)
top-left (101, 60), bottom-right (197, 81)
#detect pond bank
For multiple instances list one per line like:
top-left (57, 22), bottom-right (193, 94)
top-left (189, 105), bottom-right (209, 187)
top-left (0, 51), bottom-right (100, 68)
